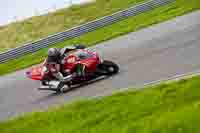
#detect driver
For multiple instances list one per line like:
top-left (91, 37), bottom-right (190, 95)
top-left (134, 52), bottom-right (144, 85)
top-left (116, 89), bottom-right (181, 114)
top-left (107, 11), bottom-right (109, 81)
top-left (45, 47), bottom-right (86, 83)
top-left (45, 48), bottom-right (67, 82)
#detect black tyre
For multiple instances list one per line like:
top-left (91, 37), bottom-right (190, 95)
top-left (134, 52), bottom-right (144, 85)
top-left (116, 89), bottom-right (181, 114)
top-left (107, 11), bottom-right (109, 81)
top-left (75, 44), bottom-right (86, 49)
top-left (41, 81), bottom-right (48, 86)
top-left (98, 60), bottom-right (119, 75)
top-left (57, 82), bottom-right (65, 93)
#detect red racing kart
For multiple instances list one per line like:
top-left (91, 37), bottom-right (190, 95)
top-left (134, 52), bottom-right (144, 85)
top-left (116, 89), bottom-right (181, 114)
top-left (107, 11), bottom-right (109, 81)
top-left (26, 45), bottom-right (119, 92)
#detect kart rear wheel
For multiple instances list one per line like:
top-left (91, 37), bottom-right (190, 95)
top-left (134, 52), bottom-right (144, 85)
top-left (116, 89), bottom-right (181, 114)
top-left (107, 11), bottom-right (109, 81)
top-left (97, 60), bottom-right (119, 75)
top-left (75, 45), bottom-right (86, 49)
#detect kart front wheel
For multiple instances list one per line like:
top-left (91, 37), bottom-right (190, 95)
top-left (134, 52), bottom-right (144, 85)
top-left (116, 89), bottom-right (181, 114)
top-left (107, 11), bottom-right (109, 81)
top-left (57, 82), bottom-right (72, 93)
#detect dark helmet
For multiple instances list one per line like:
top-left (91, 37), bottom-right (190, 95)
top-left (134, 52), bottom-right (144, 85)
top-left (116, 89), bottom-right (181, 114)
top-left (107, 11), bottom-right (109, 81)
top-left (48, 48), bottom-right (59, 57)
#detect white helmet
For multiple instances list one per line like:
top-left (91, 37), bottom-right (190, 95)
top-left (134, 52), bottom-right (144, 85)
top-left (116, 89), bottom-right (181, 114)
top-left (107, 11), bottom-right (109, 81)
top-left (48, 48), bottom-right (59, 57)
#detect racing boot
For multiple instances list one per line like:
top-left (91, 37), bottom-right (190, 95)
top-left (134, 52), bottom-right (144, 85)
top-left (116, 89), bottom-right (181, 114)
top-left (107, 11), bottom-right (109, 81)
top-left (53, 72), bottom-right (72, 92)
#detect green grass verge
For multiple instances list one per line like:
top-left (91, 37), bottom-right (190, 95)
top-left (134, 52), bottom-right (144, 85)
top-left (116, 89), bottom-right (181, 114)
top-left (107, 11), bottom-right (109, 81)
top-left (2, 75), bottom-right (200, 133)
top-left (0, 0), bottom-right (146, 52)
top-left (0, 0), bottom-right (199, 76)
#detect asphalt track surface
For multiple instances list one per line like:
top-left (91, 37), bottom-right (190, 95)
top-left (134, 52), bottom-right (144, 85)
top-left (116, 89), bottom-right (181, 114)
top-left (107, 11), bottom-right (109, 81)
top-left (0, 11), bottom-right (200, 121)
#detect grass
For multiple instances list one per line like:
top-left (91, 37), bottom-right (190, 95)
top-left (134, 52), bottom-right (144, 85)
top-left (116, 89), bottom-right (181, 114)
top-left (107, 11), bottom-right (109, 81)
top-left (1, 75), bottom-right (200, 132)
top-left (0, 0), bottom-right (200, 76)
top-left (0, 0), bottom-right (146, 52)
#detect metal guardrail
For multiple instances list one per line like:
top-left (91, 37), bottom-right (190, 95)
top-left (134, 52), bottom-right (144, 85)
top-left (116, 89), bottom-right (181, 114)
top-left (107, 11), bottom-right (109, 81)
top-left (0, 0), bottom-right (174, 63)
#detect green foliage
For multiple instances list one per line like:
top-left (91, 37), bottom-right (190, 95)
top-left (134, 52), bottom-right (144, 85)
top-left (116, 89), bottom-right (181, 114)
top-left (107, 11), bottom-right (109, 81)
top-left (0, 0), bottom-right (145, 52)
top-left (0, 0), bottom-right (199, 75)
top-left (1, 75), bottom-right (200, 133)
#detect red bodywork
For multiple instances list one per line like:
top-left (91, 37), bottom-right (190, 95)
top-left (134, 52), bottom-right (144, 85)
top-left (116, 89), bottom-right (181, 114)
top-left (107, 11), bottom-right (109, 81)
top-left (26, 49), bottom-right (101, 81)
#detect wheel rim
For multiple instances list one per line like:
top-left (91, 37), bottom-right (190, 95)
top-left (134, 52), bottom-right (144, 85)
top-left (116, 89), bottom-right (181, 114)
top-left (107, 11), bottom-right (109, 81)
top-left (108, 66), bottom-right (114, 73)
